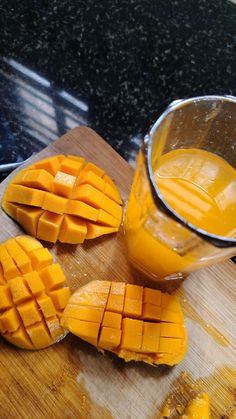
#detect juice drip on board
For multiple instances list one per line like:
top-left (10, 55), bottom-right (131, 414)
top-left (181, 298), bottom-right (230, 347)
top-left (159, 368), bottom-right (236, 418)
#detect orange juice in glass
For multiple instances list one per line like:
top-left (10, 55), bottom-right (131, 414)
top-left (124, 96), bottom-right (236, 284)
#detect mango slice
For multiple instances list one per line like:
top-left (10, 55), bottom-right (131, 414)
top-left (181, 393), bottom-right (210, 419)
top-left (61, 280), bottom-right (187, 365)
top-left (0, 236), bottom-right (71, 349)
top-left (2, 155), bottom-right (122, 243)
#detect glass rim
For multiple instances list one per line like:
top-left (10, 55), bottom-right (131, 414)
top-left (145, 95), bottom-right (236, 248)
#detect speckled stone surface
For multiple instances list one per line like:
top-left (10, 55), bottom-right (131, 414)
top-left (0, 0), bottom-right (236, 174)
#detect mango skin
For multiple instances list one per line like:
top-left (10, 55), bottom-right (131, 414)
top-left (2, 155), bottom-right (123, 244)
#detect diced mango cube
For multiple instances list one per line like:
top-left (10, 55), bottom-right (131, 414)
top-left (39, 263), bottom-right (66, 290)
top-left (69, 292), bottom-right (108, 308)
top-left (17, 299), bottom-right (42, 327)
top-left (5, 239), bottom-right (22, 258)
top-left (61, 318), bottom-right (100, 346)
top-left (36, 294), bottom-right (56, 318)
top-left (74, 184), bottom-right (103, 207)
top-left (1, 257), bottom-right (21, 280)
top-left (23, 271), bottom-right (45, 295)
top-left (142, 303), bottom-right (161, 321)
top-left (110, 282), bottom-right (125, 296)
top-left (67, 155), bottom-right (85, 165)
top-left (0, 307), bottom-right (21, 333)
top-left (2, 201), bottom-right (18, 219)
top-left (42, 192), bottom-right (68, 215)
top-left (33, 155), bottom-right (65, 175)
top-left (30, 248), bottom-right (53, 271)
top-left (96, 209), bottom-right (119, 227)
top-left (79, 171), bottom-right (105, 192)
top-left (66, 200), bottom-right (98, 221)
top-left (159, 337), bottom-right (183, 354)
top-left (37, 211), bottom-right (63, 243)
top-left (106, 294), bottom-right (124, 313)
top-left (83, 280), bottom-right (111, 294)
top-left (59, 215), bottom-right (87, 244)
top-left (0, 245), bottom-right (10, 262)
top-left (122, 317), bottom-right (143, 335)
top-left (141, 322), bottom-right (160, 353)
top-left (101, 195), bottom-right (122, 221)
top-left (13, 169), bottom-right (53, 191)
top-left (160, 323), bottom-right (184, 339)
top-left (161, 308), bottom-right (182, 323)
top-left (104, 182), bottom-right (122, 205)
top-left (16, 235), bottom-right (43, 254)
top-left (86, 222), bottom-right (118, 239)
top-left (143, 288), bottom-right (161, 306)
top-left (46, 316), bottom-right (65, 342)
top-left (83, 162), bottom-right (104, 178)
top-left (8, 277), bottom-right (32, 304)
top-left (102, 311), bottom-right (122, 329)
top-left (123, 298), bottom-right (142, 318)
top-left (53, 171), bottom-right (76, 198)
top-left (48, 287), bottom-right (71, 310)
top-left (63, 304), bottom-right (104, 323)
top-left (125, 284), bottom-right (143, 301)
top-left (5, 240), bottom-right (32, 274)
top-left (161, 294), bottom-right (180, 312)
top-left (0, 265), bottom-right (6, 285)
top-left (27, 322), bottom-right (52, 348)
top-left (5, 184), bottom-right (45, 207)
top-left (5, 238), bottom-right (27, 257)
top-left (60, 157), bottom-right (83, 176)
top-left (0, 285), bottom-right (13, 310)
top-left (120, 318), bottom-right (143, 351)
top-left (13, 252), bottom-right (32, 275)
top-left (17, 206), bottom-right (43, 236)
top-left (99, 326), bottom-right (121, 349)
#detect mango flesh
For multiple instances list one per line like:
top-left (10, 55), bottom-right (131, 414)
top-left (61, 280), bottom-right (187, 366)
top-left (2, 155), bottom-right (123, 243)
top-left (0, 236), bottom-right (71, 349)
top-left (181, 393), bottom-right (210, 419)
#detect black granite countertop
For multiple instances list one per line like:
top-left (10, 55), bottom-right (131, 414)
top-left (0, 0), bottom-right (236, 178)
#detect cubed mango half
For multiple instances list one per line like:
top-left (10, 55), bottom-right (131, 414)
top-left (0, 236), bottom-right (71, 349)
top-left (2, 155), bottom-right (122, 243)
top-left (61, 280), bottom-right (187, 366)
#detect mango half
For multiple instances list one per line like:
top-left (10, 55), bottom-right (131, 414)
top-left (0, 235), bottom-right (71, 349)
top-left (61, 280), bottom-right (188, 366)
top-left (2, 155), bottom-right (122, 243)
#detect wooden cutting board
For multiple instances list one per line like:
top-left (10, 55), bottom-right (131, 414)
top-left (0, 127), bottom-right (235, 419)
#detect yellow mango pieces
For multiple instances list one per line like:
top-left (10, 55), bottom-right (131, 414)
top-left (0, 236), bottom-right (71, 349)
top-left (181, 393), bottom-right (210, 419)
top-left (2, 155), bottom-right (123, 243)
top-left (61, 280), bottom-right (187, 366)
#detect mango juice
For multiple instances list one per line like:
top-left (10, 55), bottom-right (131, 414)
top-left (124, 148), bottom-right (236, 279)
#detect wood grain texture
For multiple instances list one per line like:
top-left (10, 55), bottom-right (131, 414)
top-left (0, 127), bottom-right (235, 419)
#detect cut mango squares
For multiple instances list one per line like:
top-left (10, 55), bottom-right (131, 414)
top-left (181, 393), bottom-right (210, 419)
top-left (61, 280), bottom-right (187, 366)
top-left (2, 155), bottom-right (123, 243)
top-left (0, 236), bottom-right (71, 349)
